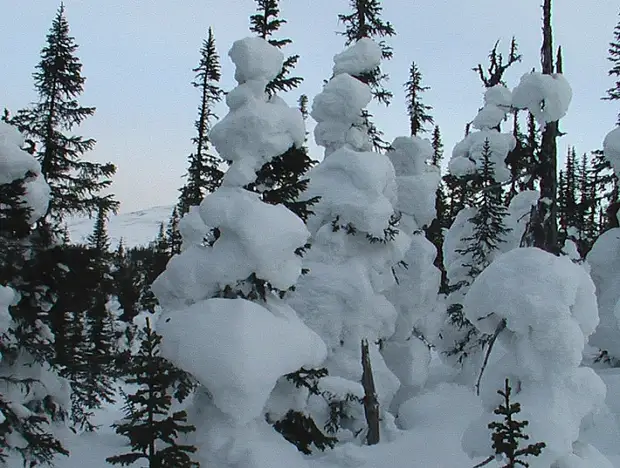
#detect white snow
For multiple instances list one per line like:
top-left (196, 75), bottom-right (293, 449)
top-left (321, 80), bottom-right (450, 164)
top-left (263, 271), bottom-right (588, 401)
top-left (67, 205), bottom-right (173, 248)
top-left (512, 72), bottom-right (572, 125)
top-left (229, 36), bottom-right (284, 84)
top-left (22, 172), bottom-right (51, 222)
top-left (332, 38), bottom-right (382, 77)
top-left (450, 129), bottom-right (515, 182)
top-left (462, 247), bottom-right (609, 466)
top-left (304, 146), bottom-right (398, 239)
top-left (157, 297), bottom-right (326, 425)
top-left (603, 126), bottom-right (620, 179)
top-left (587, 228), bottom-right (620, 359)
top-left (312, 74), bottom-right (373, 156)
top-left (153, 187), bottom-right (309, 308)
top-left (210, 37), bottom-right (305, 187)
top-left (0, 121), bottom-right (40, 185)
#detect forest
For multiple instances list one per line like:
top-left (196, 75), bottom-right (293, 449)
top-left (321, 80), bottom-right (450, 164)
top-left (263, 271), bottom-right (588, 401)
top-left (2, 0), bottom-right (620, 467)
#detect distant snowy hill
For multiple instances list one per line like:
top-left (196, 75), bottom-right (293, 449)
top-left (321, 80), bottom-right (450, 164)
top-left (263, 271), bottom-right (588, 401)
top-left (67, 205), bottom-right (173, 248)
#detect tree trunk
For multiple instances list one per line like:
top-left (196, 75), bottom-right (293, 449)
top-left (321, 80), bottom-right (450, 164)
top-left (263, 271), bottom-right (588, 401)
top-left (361, 339), bottom-right (380, 445)
top-left (526, 0), bottom-right (560, 254)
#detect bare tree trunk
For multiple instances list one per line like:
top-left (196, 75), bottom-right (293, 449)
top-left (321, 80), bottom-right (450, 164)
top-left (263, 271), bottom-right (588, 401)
top-left (361, 339), bottom-right (380, 445)
top-left (526, 0), bottom-right (561, 254)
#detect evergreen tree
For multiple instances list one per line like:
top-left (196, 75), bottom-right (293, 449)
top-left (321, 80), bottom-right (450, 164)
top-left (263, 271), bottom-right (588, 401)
top-left (166, 207), bottom-right (182, 256)
top-left (177, 28), bottom-right (224, 216)
top-left (78, 208), bottom-right (116, 430)
top-left (404, 62), bottom-right (433, 136)
top-left (446, 140), bottom-right (511, 367)
top-left (106, 319), bottom-right (198, 468)
top-left (425, 126), bottom-right (449, 292)
top-left (140, 223), bottom-right (171, 313)
top-left (474, 379), bottom-right (546, 468)
top-left (7, 4), bottom-right (118, 239)
top-left (247, 0), bottom-right (318, 221)
top-left (338, 0), bottom-right (395, 151)
top-left (250, 0), bottom-right (303, 96)
top-left (0, 122), bottom-right (68, 465)
top-left (603, 11), bottom-right (620, 124)
top-left (112, 240), bottom-right (142, 324)
top-left (87, 204), bottom-right (110, 254)
top-left (459, 141), bottom-right (511, 277)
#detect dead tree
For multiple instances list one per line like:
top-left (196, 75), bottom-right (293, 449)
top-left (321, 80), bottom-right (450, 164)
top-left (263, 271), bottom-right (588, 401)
top-left (524, 0), bottom-right (562, 254)
top-left (361, 339), bottom-right (380, 445)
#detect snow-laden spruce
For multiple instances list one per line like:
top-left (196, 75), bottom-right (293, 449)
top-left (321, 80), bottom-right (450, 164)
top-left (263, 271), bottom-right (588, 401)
top-left (152, 37), bottom-right (326, 467)
top-left (437, 84), bottom-right (515, 381)
top-left (289, 37), bottom-right (412, 442)
top-left (461, 247), bottom-right (611, 467)
top-left (448, 85), bottom-right (515, 182)
top-left (310, 38), bottom-right (381, 158)
top-left (382, 136), bottom-right (442, 408)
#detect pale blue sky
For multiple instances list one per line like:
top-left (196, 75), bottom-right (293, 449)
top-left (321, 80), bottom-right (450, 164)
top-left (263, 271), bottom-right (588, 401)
top-left (1, 1), bottom-right (618, 213)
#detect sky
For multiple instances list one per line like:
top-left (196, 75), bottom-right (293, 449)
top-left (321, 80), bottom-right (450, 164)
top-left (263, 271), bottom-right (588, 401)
top-left (1, 0), bottom-right (619, 214)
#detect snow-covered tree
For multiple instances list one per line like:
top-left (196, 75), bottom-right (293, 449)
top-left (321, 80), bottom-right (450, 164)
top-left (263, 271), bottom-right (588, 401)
top-left (437, 84), bottom-right (515, 380)
top-left (247, 0), bottom-right (317, 221)
top-left (289, 37), bottom-right (411, 442)
top-left (0, 120), bottom-right (68, 466)
top-left (587, 128), bottom-right (620, 363)
top-left (382, 136), bottom-right (441, 410)
top-left (461, 247), bottom-right (611, 467)
top-left (177, 27), bottom-right (224, 216)
top-left (338, 0), bottom-right (395, 151)
top-left (151, 37), bottom-right (327, 467)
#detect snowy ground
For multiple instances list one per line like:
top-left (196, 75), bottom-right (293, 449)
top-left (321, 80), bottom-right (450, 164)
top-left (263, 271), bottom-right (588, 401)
top-left (52, 360), bottom-right (620, 468)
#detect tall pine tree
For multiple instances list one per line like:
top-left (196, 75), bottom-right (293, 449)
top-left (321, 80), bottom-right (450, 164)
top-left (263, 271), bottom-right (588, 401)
top-left (177, 28), bottom-right (224, 216)
top-left (7, 3), bottom-right (118, 240)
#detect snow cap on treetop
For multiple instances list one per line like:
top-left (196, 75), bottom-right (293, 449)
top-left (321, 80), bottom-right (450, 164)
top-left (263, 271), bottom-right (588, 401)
top-left (332, 37), bottom-right (382, 77)
top-left (229, 36), bottom-right (284, 84)
top-left (210, 37), bottom-right (305, 187)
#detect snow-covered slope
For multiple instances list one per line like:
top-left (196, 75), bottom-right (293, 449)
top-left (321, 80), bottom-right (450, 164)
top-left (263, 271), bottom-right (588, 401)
top-left (67, 205), bottom-right (173, 248)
